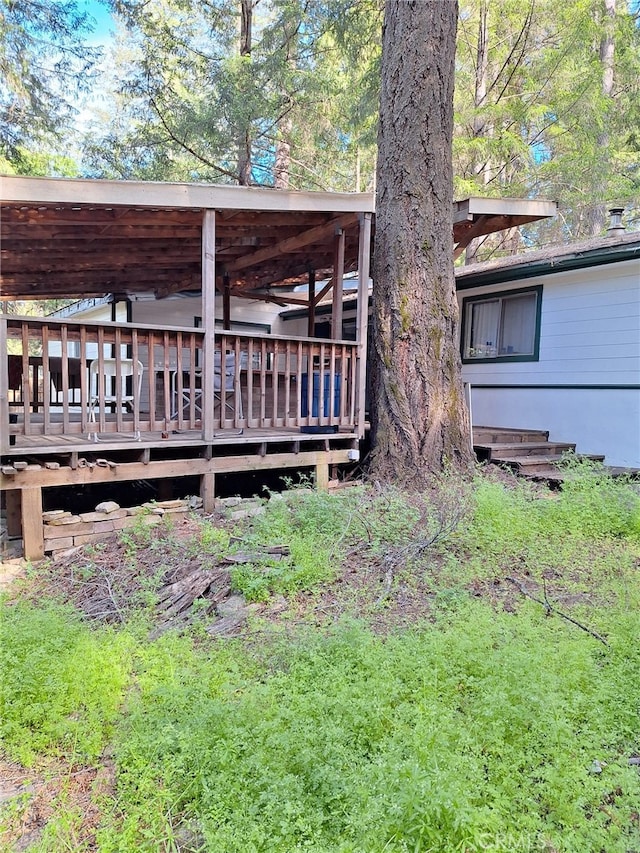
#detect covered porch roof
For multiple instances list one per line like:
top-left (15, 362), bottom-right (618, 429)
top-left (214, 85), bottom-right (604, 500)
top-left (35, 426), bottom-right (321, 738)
top-left (0, 175), bottom-right (557, 301)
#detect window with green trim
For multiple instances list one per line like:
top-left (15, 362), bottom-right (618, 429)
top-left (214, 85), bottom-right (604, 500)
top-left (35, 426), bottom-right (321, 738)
top-left (461, 285), bottom-right (542, 363)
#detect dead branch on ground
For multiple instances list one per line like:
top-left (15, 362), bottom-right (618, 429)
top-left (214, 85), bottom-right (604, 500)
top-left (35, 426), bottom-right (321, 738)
top-left (505, 576), bottom-right (609, 646)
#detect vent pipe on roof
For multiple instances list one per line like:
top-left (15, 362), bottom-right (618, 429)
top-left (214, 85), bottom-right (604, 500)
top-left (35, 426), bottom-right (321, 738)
top-left (607, 207), bottom-right (625, 235)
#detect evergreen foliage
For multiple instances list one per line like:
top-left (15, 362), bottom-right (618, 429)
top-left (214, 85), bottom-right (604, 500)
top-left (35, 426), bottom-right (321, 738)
top-left (0, 0), bottom-right (100, 172)
top-left (2, 0), bottom-right (637, 239)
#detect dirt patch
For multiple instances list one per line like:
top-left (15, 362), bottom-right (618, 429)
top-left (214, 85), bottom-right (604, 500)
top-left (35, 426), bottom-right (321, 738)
top-left (0, 559), bottom-right (28, 594)
top-left (0, 756), bottom-right (115, 852)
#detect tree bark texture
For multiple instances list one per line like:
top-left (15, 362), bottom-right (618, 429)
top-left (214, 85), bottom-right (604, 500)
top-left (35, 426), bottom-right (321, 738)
top-left (238, 0), bottom-right (253, 185)
top-left (274, 115), bottom-right (292, 190)
top-left (370, 0), bottom-right (472, 486)
top-left (588, 0), bottom-right (616, 236)
top-left (465, 0), bottom-right (489, 265)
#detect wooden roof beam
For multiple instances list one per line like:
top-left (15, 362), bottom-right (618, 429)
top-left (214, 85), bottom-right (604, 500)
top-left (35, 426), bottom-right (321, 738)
top-left (225, 213), bottom-right (358, 274)
top-left (232, 290), bottom-right (311, 307)
top-left (453, 214), bottom-right (492, 260)
top-left (0, 225), bottom-right (202, 240)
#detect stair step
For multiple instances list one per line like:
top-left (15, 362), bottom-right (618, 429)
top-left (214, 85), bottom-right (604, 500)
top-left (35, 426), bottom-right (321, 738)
top-left (472, 427), bottom-right (608, 480)
top-left (478, 442), bottom-right (576, 459)
top-left (495, 453), bottom-right (606, 473)
top-left (473, 426), bottom-right (549, 444)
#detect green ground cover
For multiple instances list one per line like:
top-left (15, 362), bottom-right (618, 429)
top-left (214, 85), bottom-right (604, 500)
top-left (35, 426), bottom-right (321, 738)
top-left (2, 462), bottom-right (639, 852)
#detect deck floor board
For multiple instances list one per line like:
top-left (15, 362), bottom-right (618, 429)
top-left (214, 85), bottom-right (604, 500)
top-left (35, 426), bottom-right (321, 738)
top-left (5, 425), bottom-right (357, 457)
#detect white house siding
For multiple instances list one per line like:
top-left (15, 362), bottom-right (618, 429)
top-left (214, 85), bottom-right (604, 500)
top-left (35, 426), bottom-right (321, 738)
top-left (130, 293), bottom-right (286, 334)
top-left (48, 301), bottom-right (128, 360)
top-left (44, 294), bottom-right (297, 417)
top-left (460, 258), bottom-right (640, 467)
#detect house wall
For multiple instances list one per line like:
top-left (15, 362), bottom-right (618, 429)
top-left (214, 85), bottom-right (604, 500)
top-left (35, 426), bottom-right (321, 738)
top-left (41, 296), bottom-right (289, 418)
top-left (48, 301), bottom-right (128, 360)
top-left (279, 306), bottom-right (359, 340)
top-left (459, 258), bottom-right (640, 467)
top-left (129, 294), bottom-right (287, 335)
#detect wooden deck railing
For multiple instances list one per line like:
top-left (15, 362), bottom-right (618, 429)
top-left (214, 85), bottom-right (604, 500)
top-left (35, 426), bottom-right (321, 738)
top-left (1, 315), bottom-right (359, 450)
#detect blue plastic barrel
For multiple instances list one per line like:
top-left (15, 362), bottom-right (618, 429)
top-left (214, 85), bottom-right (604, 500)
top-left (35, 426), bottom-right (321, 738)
top-left (301, 372), bottom-right (341, 417)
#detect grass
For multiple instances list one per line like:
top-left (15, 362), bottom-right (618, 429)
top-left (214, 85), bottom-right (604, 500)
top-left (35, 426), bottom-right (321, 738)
top-left (0, 603), bottom-right (133, 766)
top-left (2, 464), bottom-right (640, 852)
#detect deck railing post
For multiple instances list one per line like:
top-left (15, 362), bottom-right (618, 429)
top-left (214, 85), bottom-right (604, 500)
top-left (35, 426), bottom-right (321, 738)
top-left (202, 209), bottom-right (216, 442)
top-left (356, 212), bottom-right (372, 439)
top-left (0, 315), bottom-right (9, 453)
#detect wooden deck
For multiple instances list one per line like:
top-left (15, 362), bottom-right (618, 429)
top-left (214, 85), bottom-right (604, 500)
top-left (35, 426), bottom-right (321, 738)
top-left (1, 422), bottom-right (360, 562)
top-left (2, 315), bottom-right (363, 453)
top-left (5, 422), bottom-right (358, 456)
top-left (0, 313), bottom-right (367, 563)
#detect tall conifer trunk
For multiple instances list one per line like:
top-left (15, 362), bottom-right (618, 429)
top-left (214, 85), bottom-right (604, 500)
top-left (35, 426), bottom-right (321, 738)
top-left (237, 0), bottom-right (253, 185)
top-left (370, 0), bottom-right (472, 485)
top-left (588, 0), bottom-right (617, 236)
top-left (465, 0), bottom-right (489, 265)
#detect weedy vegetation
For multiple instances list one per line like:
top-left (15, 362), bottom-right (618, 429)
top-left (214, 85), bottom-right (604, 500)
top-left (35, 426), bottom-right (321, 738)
top-left (2, 462), bottom-right (639, 852)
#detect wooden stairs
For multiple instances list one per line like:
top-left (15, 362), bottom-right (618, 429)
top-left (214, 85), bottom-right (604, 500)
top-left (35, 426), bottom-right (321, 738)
top-left (473, 426), bottom-right (605, 479)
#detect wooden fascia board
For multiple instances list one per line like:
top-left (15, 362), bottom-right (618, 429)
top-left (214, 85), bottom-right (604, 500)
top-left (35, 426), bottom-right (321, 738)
top-left (0, 175), bottom-right (375, 214)
top-left (1, 179), bottom-right (552, 224)
top-left (453, 197), bottom-right (557, 224)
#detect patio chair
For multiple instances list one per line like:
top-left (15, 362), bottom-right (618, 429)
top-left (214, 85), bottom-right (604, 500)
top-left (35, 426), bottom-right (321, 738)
top-left (88, 358), bottom-right (144, 442)
top-left (171, 352), bottom-right (243, 421)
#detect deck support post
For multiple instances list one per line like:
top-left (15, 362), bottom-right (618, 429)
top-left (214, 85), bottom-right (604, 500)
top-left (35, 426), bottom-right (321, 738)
top-left (21, 487), bottom-right (44, 562)
top-left (331, 228), bottom-right (345, 339)
top-left (200, 472), bottom-right (216, 512)
top-left (0, 315), bottom-right (9, 454)
top-left (156, 480), bottom-right (173, 501)
top-left (356, 213), bottom-right (372, 438)
top-left (315, 461), bottom-right (329, 491)
top-left (202, 209), bottom-right (216, 442)
top-left (5, 490), bottom-right (22, 538)
top-left (307, 269), bottom-right (316, 338)
top-left (222, 275), bottom-right (231, 330)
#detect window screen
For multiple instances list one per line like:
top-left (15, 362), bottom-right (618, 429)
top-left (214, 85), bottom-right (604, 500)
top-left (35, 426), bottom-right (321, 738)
top-left (462, 286), bottom-right (541, 362)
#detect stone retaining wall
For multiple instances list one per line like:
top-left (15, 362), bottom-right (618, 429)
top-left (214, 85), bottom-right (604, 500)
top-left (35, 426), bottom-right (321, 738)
top-left (43, 497), bottom-right (203, 557)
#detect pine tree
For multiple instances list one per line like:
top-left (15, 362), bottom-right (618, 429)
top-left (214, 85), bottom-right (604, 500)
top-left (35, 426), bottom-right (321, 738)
top-left (370, 0), bottom-right (473, 484)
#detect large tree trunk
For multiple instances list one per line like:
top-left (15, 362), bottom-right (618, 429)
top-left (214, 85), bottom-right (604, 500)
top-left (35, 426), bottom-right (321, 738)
top-left (237, 0), bottom-right (253, 185)
top-left (588, 0), bottom-right (616, 236)
top-left (370, 0), bottom-right (472, 486)
top-left (274, 114), bottom-right (292, 190)
top-left (465, 0), bottom-right (489, 265)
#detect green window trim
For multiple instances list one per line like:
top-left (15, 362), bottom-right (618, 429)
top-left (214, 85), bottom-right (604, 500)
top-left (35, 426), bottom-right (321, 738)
top-left (460, 284), bottom-right (543, 364)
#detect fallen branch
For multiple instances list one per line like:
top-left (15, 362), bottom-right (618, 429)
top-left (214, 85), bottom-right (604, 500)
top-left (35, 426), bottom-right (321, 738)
top-left (96, 562), bottom-right (126, 623)
top-left (376, 563), bottom-right (396, 607)
top-left (505, 576), bottom-right (609, 646)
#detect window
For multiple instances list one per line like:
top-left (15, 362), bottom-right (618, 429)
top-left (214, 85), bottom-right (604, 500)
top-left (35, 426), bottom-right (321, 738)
top-left (461, 285), bottom-right (542, 363)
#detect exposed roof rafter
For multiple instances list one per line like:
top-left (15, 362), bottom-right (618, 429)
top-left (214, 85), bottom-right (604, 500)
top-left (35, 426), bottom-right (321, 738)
top-left (0, 177), bottom-right (557, 301)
